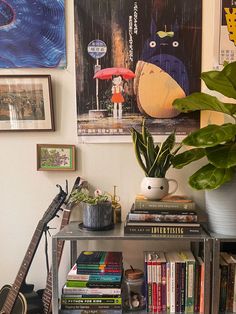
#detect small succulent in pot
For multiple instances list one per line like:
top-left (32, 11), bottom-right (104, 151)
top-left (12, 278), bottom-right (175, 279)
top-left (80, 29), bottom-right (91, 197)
top-left (130, 119), bottom-right (180, 200)
top-left (70, 187), bottom-right (113, 230)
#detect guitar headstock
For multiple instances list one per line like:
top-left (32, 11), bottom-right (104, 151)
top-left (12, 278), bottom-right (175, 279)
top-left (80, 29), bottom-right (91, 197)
top-left (41, 184), bottom-right (67, 225)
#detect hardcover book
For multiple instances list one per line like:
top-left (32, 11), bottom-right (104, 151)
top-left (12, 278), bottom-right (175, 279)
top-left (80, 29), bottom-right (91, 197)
top-left (134, 195), bottom-right (196, 211)
top-left (76, 251), bottom-right (122, 266)
top-left (128, 212), bottom-right (198, 223)
top-left (124, 225), bottom-right (201, 235)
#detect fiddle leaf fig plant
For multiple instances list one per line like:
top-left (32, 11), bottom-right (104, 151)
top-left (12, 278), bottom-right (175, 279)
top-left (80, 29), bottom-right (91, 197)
top-left (172, 61), bottom-right (236, 190)
top-left (130, 119), bottom-right (180, 178)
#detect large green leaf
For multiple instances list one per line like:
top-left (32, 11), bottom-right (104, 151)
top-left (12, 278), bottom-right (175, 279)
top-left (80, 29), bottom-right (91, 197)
top-left (206, 143), bottom-right (236, 168)
top-left (173, 92), bottom-right (236, 116)
top-left (189, 164), bottom-right (234, 190)
top-left (201, 62), bottom-right (236, 99)
top-left (183, 124), bottom-right (236, 147)
top-left (172, 148), bottom-right (206, 169)
top-left (222, 61), bottom-right (236, 90)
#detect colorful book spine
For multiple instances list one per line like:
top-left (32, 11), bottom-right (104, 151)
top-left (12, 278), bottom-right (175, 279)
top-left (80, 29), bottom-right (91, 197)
top-left (134, 199), bottom-right (196, 210)
top-left (59, 309), bottom-right (122, 314)
top-left (124, 225), bottom-right (200, 235)
top-left (180, 262), bottom-right (186, 313)
top-left (66, 280), bottom-right (121, 288)
top-left (62, 285), bottom-right (121, 295)
top-left (199, 260), bottom-right (205, 314)
top-left (152, 253), bottom-right (157, 313)
top-left (156, 262), bottom-right (162, 313)
top-left (61, 304), bottom-right (122, 310)
top-left (128, 212), bottom-right (197, 223)
top-left (161, 263), bottom-right (167, 312)
top-left (166, 262), bottom-right (170, 312)
top-left (185, 259), bottom-right (195, 313)
top-left (170, 260), bottom-right (176, 313)
top-left (145, 252), bottom-right (152, 312)
top-left (219, 260), bottom-right (228, 312)
top-left (131, 208), bottom-right (197, 215)
top-left (61, 296), bottom-right (122, 305)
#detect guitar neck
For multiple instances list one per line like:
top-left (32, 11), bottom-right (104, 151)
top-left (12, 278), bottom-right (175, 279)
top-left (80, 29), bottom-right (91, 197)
top-left (42, 209), bottom-right (71, 314)
top-left (2, 220), bottom-right (46, 313)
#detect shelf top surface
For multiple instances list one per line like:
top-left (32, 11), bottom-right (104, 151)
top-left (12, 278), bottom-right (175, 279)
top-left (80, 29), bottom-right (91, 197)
top-left (53, 221), bottom-right (210, 241)
top-left (209, 231), bottom-right (236, 241)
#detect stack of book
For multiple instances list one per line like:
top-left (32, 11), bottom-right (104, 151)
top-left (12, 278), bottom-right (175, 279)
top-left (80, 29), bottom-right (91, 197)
top-left (124, 196), bottom-right (202, 235)
top-left (219, 252), bottom-right (236, 313)
top-left (61, 251), bottom-right (123, 313)
top-left (144, 250), bottom-right (204, 313)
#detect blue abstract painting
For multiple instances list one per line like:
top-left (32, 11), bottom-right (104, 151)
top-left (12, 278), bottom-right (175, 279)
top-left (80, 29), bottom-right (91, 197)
top-left (0, 0), bottom-right (66, 68)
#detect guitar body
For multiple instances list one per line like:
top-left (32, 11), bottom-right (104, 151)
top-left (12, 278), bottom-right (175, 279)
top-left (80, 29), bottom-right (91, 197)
top-left (0, 284), bottom-right (43, 314)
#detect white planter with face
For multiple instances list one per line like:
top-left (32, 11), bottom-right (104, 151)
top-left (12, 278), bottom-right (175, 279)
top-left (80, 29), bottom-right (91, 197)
top-left (140, 177), bottom-right (178, 200)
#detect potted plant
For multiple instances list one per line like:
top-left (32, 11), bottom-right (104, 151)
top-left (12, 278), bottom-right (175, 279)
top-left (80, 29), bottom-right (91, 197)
top-left (70, 188), bottom-right (113, 230)
top-left (172, 61), bottom-right (236, 235)
top-left (130, 119), bottom-right (180, 200)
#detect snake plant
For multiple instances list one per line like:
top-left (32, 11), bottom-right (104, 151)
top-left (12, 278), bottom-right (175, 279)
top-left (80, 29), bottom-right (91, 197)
top-left (172, 61), bottom-right (236, 190)
top-left (130, 119), bottom-right (179, 178)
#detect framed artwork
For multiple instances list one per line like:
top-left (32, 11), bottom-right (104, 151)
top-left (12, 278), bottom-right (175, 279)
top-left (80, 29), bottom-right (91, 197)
top-left (219, 0), bottom-right (236, 65)
top-left (0, 75), bottom-right (54, 131)
top-left (0, 0), bottom-right (66, 68)
top-left (37, 144), bottom-right (76, 171)
top-left (74, 0), bottom-right (202, 143)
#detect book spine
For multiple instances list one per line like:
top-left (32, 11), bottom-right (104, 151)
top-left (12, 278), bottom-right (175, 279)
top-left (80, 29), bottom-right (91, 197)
top-left (131, 209), bottom-right (197, 215)
top-left (124, 225), bottom-right (200, 235)
top-left (166, 262), bottom-right (170, 312)
top-left (135, 200), bottom-right (195, 210)
top-left (60, 307), bottom-right (122, 314)
top-left (147, 253), bottom-right (152, 312)
top-left (226, 264), bottom-right (235, 312)
top-left (61, 304), bottom-right (122, 310)
top-left (63, 287), bottom-right (121, 295)
top-left (199, 261), bottom-right (205, 314)
top-left (157, 264), bottom-right (162, 313)
top-left (161, 262), bottom-right (167, 312)
top-left (180, 263), bottom-right (186, 313)
top-left (219, 265), bottom-right (228, 312)
top-left (77, 269), bottom-right (122, 274)
top-left (194, 260), bottom-right (201, 313)
top-left (152, 258), bottom-right (157, 313)
top-left (170, 262), bottom-right (175, 313)
top-left (61, 297), bottom-right (122, 305)
top-left (185, 260), bottom-right (195, 313)
top-left (66, 281), bottom-right (121, 288)
top-left (128, 213), bottom-right (197, 223)
top-left (175, 263), bottom-right (181, 313)
top-left (67, 274), bottom-right (121, 282)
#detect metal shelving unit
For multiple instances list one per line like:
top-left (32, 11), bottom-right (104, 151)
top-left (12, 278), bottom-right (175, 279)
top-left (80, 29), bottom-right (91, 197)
top-left (211, 233), bottom-right (236, 314)
top-left (52, 221), bottom-right (212, 314)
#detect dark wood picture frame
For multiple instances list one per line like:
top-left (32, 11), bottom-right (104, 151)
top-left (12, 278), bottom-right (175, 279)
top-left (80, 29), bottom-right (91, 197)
top-left (0, 75), bottom-right (54, 131)
top-left (37, 144), bottom-right (76, 171)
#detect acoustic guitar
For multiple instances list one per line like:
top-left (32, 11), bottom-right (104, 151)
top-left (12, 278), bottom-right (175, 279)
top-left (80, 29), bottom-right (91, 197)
top-left (40, 177), bottom-right (87, 314)
top-left (0, 184), bottom-right (68, 314)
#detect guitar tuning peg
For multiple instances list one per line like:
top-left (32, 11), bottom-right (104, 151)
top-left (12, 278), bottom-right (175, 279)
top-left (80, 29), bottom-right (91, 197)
top-left (56, 214), bottom-right (60, 218)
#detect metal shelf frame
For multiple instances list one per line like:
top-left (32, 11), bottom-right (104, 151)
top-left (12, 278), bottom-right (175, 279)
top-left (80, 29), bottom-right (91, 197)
top-left (211, 233), bottom-right (236, 314)
top-left (52, 221), bottom-right (212, 314)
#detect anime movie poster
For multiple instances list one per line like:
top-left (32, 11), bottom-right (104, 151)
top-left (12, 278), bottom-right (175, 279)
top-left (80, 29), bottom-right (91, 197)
top-left (74, 0), bottom-right (202, 142)
top-left (219, 0), bottom-right (236, 65)
top-left (0, 0), bottom-right (66, 68)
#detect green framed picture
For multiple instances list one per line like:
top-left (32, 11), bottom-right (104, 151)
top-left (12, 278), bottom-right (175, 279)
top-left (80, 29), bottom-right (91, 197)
top-left (37, 144), bottom-right (76, 171)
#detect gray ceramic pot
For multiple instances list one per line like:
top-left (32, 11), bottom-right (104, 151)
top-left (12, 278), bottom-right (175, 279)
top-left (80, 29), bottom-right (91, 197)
top-left (82, 201), bottom-right (113, 230)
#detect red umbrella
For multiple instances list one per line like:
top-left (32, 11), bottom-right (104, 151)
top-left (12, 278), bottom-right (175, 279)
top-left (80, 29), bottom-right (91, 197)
top-left (93, 67), bottom-right (135, 80)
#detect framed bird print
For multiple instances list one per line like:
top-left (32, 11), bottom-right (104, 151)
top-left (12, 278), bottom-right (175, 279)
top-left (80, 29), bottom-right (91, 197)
top-left (74, 0), bottom-right (202, 143)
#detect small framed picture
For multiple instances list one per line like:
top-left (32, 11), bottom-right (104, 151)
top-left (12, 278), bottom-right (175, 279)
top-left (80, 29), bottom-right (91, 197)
top-left (37, 144), bottom-right (76, 171)
top-left (0, 75), bottom-right (54, 131)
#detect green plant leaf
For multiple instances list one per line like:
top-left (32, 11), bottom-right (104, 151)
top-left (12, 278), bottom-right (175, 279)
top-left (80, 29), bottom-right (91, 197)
top-left (173, 92), bottom-right (236, 116)
top-left (172, 148), bottom-right (206, 169)
top-left (147, 135), bottom-right (155, 166)
top-left (189, 164), bottom-right (234, 190)
top-left (201, 65), bottom-right (236, 100)
top-left (131, 130), bottom-right (148, 175)
top-left (183, 124), bottom-right (236, 147)
top-left (206, 143), bottom-right (236, 168)
top-left (161, 132), bottom-right (176, 152)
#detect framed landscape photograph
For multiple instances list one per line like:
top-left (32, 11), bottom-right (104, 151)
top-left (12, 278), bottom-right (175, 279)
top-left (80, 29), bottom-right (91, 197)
top-left (0, 75), bottom-right (54, 131)
top-left (37, 144), bottom-right (76, 171)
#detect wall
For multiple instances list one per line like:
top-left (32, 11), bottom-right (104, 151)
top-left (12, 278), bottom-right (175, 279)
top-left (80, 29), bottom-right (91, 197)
top-left (0, 0), bottom-right (217, 291)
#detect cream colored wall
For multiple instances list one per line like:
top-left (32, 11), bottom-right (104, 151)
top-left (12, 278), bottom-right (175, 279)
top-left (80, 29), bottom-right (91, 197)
top-left (0, 0), bottom-right (216, 290)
